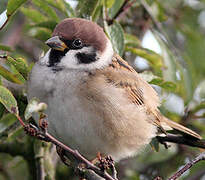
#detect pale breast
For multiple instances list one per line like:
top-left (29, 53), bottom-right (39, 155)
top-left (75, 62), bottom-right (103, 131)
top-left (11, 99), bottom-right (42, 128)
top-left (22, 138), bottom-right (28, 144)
top-left (28, 63), bottom-right (157, 161)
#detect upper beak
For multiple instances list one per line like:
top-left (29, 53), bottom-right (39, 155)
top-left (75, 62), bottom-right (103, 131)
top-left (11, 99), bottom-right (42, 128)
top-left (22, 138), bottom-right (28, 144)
top-left (45, 36), bottom-right (67, 51)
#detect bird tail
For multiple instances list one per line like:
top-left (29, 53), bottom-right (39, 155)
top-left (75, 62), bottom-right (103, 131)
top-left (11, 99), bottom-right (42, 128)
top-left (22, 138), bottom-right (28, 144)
top-left (161, 116), bottom-right (202, 139)
top-left (158, 116), bottom-right (205, 149)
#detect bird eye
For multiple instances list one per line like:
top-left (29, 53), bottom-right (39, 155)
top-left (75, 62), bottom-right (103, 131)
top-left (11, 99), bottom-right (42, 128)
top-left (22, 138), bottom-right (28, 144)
top-left (73, 39), bottom-right (83, 48)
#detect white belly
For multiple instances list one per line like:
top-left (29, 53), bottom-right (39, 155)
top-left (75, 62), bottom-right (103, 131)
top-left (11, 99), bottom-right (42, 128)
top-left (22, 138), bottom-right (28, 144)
top-left (27, 63), bottom-right (157, 161)
top-left (28, 64), bottom-right (108, 158)
top-left (45, 82), bottom-right (107, 158)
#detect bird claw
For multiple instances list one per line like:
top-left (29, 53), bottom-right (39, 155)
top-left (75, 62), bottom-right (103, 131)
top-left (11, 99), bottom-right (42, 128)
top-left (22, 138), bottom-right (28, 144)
top-left (38, 113), bottom-right (48, 132)
top-left (23, 119), bottom-right (50, 142)
top-left (94, 153), bottom-right (114, 171)
top-left (24, 123), bottom-right (39, 136)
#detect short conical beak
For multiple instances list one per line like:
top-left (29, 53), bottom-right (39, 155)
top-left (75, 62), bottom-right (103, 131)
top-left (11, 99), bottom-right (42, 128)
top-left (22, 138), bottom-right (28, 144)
top-left (45, 36), bottom-right (67, 51)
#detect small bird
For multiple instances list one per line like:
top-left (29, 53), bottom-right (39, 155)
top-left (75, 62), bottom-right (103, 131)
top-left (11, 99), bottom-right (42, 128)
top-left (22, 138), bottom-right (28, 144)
top-left (27, 18), bottom-right (203, 161)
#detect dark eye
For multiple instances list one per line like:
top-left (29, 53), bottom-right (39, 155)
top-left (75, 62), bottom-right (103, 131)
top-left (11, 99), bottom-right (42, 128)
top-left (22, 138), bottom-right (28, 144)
top-left (73, 39), bottom-right (83, 48)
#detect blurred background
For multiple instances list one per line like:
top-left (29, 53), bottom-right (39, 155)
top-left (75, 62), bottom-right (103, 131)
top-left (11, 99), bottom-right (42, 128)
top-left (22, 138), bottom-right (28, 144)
top-left (0, 0), bottom-right (205, 179)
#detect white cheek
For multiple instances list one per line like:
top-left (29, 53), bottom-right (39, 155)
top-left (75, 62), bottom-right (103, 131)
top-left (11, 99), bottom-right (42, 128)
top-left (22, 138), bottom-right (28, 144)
top-left (59, 46), bottom-right (96, 69)
top-left (60, 49), bottom-right (79, 68)
top-left (59, 40), bottom-right (114, 71)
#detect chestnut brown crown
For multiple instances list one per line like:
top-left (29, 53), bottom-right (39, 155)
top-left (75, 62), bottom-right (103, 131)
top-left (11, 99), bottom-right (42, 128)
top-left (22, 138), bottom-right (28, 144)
top-left (52, 18), bottom-right (107, 53)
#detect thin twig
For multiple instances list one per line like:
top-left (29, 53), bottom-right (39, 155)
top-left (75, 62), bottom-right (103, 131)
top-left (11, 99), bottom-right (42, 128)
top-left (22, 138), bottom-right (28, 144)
top-left (140, 0), bottom-right (187, 68)
top-left (45, 133), bottom-right (116, 180)
top-left (168, 152), bottom-right (205, 180)
top-left (16, 114), bottom-right (26, 126)
top-left (16, 114), bottom-right (118, 180)
top-left (107, 0), bottom-right (136, 25)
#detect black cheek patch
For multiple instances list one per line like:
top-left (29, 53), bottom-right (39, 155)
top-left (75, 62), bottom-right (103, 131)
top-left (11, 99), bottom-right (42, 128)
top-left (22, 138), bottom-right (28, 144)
top-left (76, 52), bottom-right (98, 64)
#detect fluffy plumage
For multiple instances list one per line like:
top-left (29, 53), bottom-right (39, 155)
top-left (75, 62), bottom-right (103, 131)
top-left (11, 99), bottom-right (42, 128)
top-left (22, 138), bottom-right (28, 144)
top-left (27, 18), bottom-right (202, 162)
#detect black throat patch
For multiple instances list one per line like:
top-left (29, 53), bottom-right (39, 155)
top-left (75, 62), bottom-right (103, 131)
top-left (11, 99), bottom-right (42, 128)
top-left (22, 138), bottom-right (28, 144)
top-left (48, 49), bottom-right (68, 67)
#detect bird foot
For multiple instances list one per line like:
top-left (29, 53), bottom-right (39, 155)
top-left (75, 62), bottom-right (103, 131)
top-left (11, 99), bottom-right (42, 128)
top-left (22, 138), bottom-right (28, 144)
top-left (38, 113), bottom-right (48, 132)
top-left (24, 123), bottom-right (50, 142)
top-left (23, 114), bottom-right (51, 142)
top-left (92, 152), bottom-right (115, 171)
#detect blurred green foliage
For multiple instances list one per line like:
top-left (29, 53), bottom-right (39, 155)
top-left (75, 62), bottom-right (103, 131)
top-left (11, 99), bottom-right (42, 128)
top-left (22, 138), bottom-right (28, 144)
top-left (0, 0), bottom-right (205, 179)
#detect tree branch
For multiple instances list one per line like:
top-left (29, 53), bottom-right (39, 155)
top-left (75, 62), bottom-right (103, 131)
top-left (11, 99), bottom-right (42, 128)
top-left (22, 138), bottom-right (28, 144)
top-left (43, 132), bottom-right (117, 180)
top-left (168, 152), bottom-right (205, 180)
top-left (16, 115), bottom-right (118, 180)
top-left (107, 0), bottom-right (137, 25)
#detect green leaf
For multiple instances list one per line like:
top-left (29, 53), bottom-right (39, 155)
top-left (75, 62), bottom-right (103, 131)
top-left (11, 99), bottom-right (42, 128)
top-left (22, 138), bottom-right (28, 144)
top-left (105, 0), bottom-right (115, 8)
top-left (64, 1), bottom-right (76, 17)
top-left (77, 0), bottom-right (100, 18)
top-left (192, 102), bottom-right (205, 114)
top-left (6, 56), bottom-right (29, 79)
top-left (126, 47), bottom-right (163, 75)
top-left (25, 98), bottom-right (47, 120)
top-left (0, 65), bottom-right (24, 84)
top-left (31, 20), bottom-right (57, 31)
top-left (24, 98), bottom-right (39, 120)
top-left (44, 0), bottom-right (67, 16)
top-left (0, 113), bottom-right (17, 133)
top-left (105, 21), bottom-right (124, 56)
top-left (7, 62), bottom-right (26, 84)
top-left (91, 3), bottom-right (102, 22)
top-left (149, 78), bottom-right (164, 85)
top-left (0, 44), bottom-right (13, 52)
top-left (31, 28), bottom-right (52, 41)
top-left (150, 78), bottom-right (177, 92)
top-left (0, 85), bottom-right (18, 115)
top-left (32, 0), bottom-right (60, 22)
top-left (108, 0), bottom-right (124, 19)
top-left (155, 1), bottom-right (168, 22)
top-left (160, 81), bottom-right (176, 91)
top-left (7, 0), bottom-right (28, 16)
top-left (21, 7), bottom-right (47, 23)
top-left (124, 33), bottom-right (141, 47)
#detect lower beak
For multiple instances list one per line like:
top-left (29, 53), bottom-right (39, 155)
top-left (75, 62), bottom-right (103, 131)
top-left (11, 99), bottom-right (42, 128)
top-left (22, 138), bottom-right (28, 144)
top-left (45, 36), bottom-right (68, 51)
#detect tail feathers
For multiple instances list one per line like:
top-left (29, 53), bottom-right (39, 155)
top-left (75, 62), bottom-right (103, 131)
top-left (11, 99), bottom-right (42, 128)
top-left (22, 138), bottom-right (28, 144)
top-left (157, 134), bottom-right (205, 149)
top-left (160, 116), bottom-right (202, 140)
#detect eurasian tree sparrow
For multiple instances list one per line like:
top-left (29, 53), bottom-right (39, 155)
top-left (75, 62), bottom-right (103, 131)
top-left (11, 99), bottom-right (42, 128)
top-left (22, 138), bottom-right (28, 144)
top-left (27, 18), bottom-right (202, 161)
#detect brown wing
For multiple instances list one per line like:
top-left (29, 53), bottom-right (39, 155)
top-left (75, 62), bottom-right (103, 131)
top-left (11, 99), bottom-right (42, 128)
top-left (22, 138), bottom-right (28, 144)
top-left (97, 53), bottom-right (161, 127)
top-left (109, 54), bottom-right (160, 111)
top-left (100, 53), bottom-right (202, 139)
